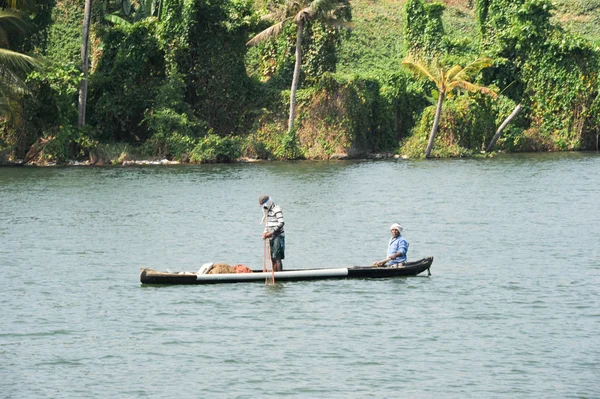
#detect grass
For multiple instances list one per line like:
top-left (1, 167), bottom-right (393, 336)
top-left (552, 0), bottom-right (600, 45)
top-left (337, 0), bottom-right (480, 78)
top-left (336, 0), bottom-right (600, 79)
top-left (337, 0), bottom-right (407, 77)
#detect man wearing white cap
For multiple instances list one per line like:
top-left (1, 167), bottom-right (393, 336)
top-left (373, 223), bottom-right (409, 267)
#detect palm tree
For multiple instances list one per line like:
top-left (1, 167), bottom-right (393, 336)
top-left (486, 103), bottom-right (522, 152)
top-left (247, 0), bottom-right (349, 134)
top-left (402, 55), bottom-right (497, 157)
top-left (0, 10), bottom-right (39, 116)
top-left (78, 0), bottom-right (92, 128)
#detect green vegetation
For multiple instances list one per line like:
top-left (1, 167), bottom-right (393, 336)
top-left (246, 0), bottom-right (351, 133)
top-left (552, 0), bottom-right (600, 45)
top-left (402, 55), bottom-right (497, 157)
top-left (1, 0), bottom-right (600, 164)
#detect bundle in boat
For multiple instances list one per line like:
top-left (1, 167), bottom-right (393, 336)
top-left (204, 263), bottom-right (253, 274)
top-left (208, 264), bottom-right (236, 274)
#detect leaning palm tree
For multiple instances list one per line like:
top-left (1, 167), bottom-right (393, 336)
top-left (402, 55), bottom-right (497, 158)
top-left (247, 0), bottom-right (349, 133)
top-left (0, 10), bottom-right (39, 116)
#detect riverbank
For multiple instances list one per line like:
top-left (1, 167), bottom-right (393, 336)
top-left (7, 149), bottom-right (600, 167)
top-left (0, 151), bottom-right (402, 167)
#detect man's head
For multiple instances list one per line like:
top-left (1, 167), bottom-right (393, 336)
top-left (259, 195), bottom-right (271, 209)
top-left (390, 223), bottom-right (403, 237)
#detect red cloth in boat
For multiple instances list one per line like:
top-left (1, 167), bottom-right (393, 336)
top-left (233, 264), bottom-right (253, 273)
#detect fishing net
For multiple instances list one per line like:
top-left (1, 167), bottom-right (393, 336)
top-left (208, 264), bottom-right (237, 274)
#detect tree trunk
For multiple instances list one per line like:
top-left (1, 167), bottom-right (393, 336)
top-left (425, 91), bottom-right (445, 158)
top-left (486, 103), bottom-right (522, 152)
top-left (288, 20), bottom-right (304, 133)
top-left (78, 0), bottom-right (93, 128)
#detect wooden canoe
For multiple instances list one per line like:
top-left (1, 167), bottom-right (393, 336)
top-left (140, 256), bottom-right (433, 285)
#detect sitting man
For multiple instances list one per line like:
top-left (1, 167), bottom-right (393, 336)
top-left (373, 223), bottom-right (409, 267)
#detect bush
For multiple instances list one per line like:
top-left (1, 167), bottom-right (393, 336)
top-left (143, 108), bottom-right (209, 160)
top-left (400, 93), bottom-right (501, 157)
top-left (189, 133), bottom-right (242, 163)
top-left (41, 126), bottom-right (98, 163)
top-left (89, 19), bottom-right (165, 142)
top-left (240, 133), bottom-right (270, 159)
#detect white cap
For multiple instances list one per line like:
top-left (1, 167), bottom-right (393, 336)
top-left (390, 223), bottom-right (403, 233)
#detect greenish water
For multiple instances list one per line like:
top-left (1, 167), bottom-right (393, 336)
top-left (1, 153), bottom-right (599, 398)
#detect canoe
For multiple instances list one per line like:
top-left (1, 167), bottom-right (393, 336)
top-left (139, 256), bottom-right (433, 285)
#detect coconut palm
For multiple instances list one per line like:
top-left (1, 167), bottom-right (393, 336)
top-left (0, 10), bottom-right (39, 116)
top-left (402, 55), bottom-right (497, 158)
top-left (78, 0), bottom-right (92, 128)
top-left (247, 0), bottom-right (349, 133)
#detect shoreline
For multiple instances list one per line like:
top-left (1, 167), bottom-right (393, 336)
top-left (0, 152), bottom-right (403, 167)
top-left (2, 150), bottom-right (597, 167)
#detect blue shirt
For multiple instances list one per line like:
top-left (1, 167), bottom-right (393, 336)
top-left (387, 236), bottom-right (408, 265)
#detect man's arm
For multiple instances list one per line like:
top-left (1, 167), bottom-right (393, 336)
top-left (272, 206), bottom-right (284, 233)
top-left (390, 240), bottom-right (408, 259)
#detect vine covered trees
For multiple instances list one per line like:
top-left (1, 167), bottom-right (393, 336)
top-left (476, 0), bottom-right (600, 150)
top-left (3, 0), bottom-right (600, 163)
top-left (247, 0), bottom-right (350, 133)
top-left (404, 0), bottom-right (445, 60)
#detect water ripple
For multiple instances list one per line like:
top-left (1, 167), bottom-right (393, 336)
top-left (1, 154), bottom-right (600, 398)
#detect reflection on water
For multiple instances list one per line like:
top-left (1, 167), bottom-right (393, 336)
top-left (1, 152), bottom-right (599, 398)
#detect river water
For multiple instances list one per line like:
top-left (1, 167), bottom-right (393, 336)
top-left (1, 153), bottom-right (599, 398)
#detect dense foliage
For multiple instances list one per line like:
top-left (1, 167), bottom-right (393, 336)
top-left (404, 0), bottom-right (445, 59)
top-left (1, 0), bottom-right (600, 164)
top-left (478, 0), bottom-right (600, 151)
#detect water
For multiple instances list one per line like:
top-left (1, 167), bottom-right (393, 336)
top-left (1, 153), bottom-right (599, 398)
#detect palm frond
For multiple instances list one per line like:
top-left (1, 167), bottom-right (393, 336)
top-left (0, 66), bottom-right (30, 117)
top-left (0, 10), bottom-right (29, 45)
top-left (476, 85), bottom-right (498, 99)
top-left (402, 55), bottom-right (439, 85)
top-left (0, 48), bottom-right (39, 71)
top-left (246, 19), bottom-right (289, 46)
top-left (453, 57), bottom-right (493, 81)
top-left (449, 80), bottom-right (498, 98)
top-left (104, 14), bottom-right (132, 27)
top-left (0, 10), bottom-right (30, 30)
top-left (445, 65), bottom-right (462, 81)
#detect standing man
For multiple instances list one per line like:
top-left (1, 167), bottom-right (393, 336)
top-left (373, 223), bottom-right (409, 267)
top-left (259, 195), bottom-right (285, 271)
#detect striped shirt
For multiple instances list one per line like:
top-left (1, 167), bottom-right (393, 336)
top-left (264, 204), bottom-right (285, 236)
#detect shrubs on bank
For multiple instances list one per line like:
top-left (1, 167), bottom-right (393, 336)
top-left (3, 0), bottom-right (600, 165)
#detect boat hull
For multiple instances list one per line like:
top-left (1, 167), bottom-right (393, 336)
top-left (139, 257), bottom-right (433, 285)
